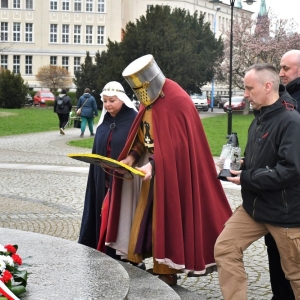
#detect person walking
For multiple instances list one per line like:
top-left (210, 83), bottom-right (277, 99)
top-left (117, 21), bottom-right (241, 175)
top-left (78, 81), bottom-right (138, 254)
top-left (105, 54), bottom-right (232, 286)
top-left (54, 89), bottom-right (72, 135)
top-left (214, 63), bottom-right (300, 300)
top-left (263, 50), bottom-right (300, 300)
top-left (77, 88), bottom-right (98, 138)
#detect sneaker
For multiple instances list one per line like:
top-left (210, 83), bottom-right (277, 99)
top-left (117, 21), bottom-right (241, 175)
top-left (80, 133), bottom-right (84, 138)
top-left (90, 133), bottom-right (95, 137)
top-left (60, 128), bottom-right (65, 135)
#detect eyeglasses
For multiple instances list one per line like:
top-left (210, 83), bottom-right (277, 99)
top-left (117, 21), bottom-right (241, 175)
top-left (100, 161), bottom-right (133, 180)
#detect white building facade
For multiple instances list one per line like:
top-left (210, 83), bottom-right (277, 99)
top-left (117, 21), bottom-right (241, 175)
top-left (0, 0), bottom-right (253, 90)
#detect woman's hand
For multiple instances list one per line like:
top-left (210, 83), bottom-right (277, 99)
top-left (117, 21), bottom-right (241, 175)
top-left (136, 162), bottom-right (152, 181)
top-left (120, 155), bottom-right (135, 167)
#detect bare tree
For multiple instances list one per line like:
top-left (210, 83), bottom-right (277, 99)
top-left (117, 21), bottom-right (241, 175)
top-left (36, 65), bottom-right (72, 91)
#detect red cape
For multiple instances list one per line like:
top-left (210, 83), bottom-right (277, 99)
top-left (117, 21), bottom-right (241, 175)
top-left (107, 79), bottom-right (232, 272)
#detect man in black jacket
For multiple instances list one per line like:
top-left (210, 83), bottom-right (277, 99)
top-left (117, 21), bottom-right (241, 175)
top-left (263, 50), bottom-right (300, 300)
top-left (279, 49), bottom-right (300, 111)
top-left (214, 64), bottom-right (300, 300)
top-left (54, 89), bottom-right (72, 135)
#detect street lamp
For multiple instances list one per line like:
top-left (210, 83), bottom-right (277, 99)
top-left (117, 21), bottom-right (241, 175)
top-left (211, 6), bottom-right (220, 112)
top-left (209, 0), bottom-right (255, 136)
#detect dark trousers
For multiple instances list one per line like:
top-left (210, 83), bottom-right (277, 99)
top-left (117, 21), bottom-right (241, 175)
top-left (265, 233), bottom-right (295, 300)
top-left (57, 113), bottom-right (69, 129)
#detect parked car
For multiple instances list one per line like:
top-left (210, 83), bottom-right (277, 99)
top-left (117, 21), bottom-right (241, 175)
top-left (216, 95), bottom-right (229, 108)
top-left (223, 96), bottom-right (246, 112)
top-left (33, 90), bottom-right (55, 106)
top-left (190, 94), bottom-right (209, 111)
top-left (24, 93), bottom-right (33, 106)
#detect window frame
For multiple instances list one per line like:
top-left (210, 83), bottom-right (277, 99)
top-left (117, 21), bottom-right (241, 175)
top-left (25, 23), bottom-right (33, 42)
top-left (74, 57), bottom-right (81, 72)
top-left (97, 0), bottom-right (105, 13)
top-left (62, 56), bottom-right (69, 70)
top-left (97, 26), bottom-right (105, 45)
top-left (50, 24), bottom-right (58, 43)
top-left (25, 55), bottom-right (33, 75)
top-left (62, 24), bottom-right (69, 43)
top-left (86, 25), bottom-right (93, 44)
top-left (74, 25), bottom-right (81, 44)
top-left (13, 22), bottom-right (21, 42)
top-left (13, 55), bottom-right (20, 74)
top-left (0, 55), bottom-right (8, 69)
top-left (74, 0), bottom-right (81, 12)
top-left (0, 22), bottom-right (8, 42)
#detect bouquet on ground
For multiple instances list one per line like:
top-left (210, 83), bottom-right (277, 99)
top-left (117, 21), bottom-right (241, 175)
top-left (0, 244), bottom-right (28, 300)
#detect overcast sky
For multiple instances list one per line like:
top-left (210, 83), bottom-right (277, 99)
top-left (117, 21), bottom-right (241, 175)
top-left (223, 0), bottom-right (298, 22)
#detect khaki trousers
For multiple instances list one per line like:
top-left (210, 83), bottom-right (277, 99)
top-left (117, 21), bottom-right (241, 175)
top-left (214, 206), bottom-right (300, 300)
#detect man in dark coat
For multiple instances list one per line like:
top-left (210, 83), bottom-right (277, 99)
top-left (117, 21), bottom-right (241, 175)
top-left (54, 89), bottom-right (72, 135)
top-left (215, 63), bottom-right (300, 300)
top-left (264, 49), bottom-right (300, 300)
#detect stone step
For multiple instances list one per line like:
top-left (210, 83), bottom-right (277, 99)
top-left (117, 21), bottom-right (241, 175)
top-left (119, 261), bottom-right (200, 299)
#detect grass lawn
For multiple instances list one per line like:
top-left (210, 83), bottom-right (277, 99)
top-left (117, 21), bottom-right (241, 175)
top-left (0, 107), bottom-right (254, 156)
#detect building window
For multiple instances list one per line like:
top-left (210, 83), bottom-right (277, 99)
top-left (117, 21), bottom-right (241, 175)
top-left (0, 55), bottom-right (8, 69)
top-left (147, 5), bottom-right (153, 11)
top-left (13, 23), bottom-right (21, 42)
top-left (25, 23), bottom-right (33, 42)
top-left (1, 0), bottom-right (8, 8)
top-left (86, 26), bottom-right (93, 44)
top-left (97, 26), bottom-right (105, 45)
top-left (0, 22), bottom-right (8, 42)
top-left (62, 24), bottom-right (69, 43)
top-left (13, 0), bottom-right (20, 8)
top-left (13, 55), bottom-right (20, 73)
top-left (26, 0), bottom-right (33, 9)
top-left (25, 55), bottom-right (32, 74)
top-left (74, 0), bottom-right (81, 12)
top-left (74, 57), bottom-right (81, 72)
top-left (86, 0), bottom-right (93, 12)
top-left (98, 0), bottom-right (104, 12)
top-left (62, 56), bottom-right (69, 70)
top-left (62, 0), bottom-right (69, 11)
top-left (50, 56), bottom-right (57, 65)
top-left (50, 0), bottom-right (57, 10)
top-left (74, 25), bottom-right (81, 44)
top-left (50, 24), bottom-right (57, 43)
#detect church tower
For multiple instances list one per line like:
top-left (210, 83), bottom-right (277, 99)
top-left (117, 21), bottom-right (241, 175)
top-left (256, 0), bottom-right (269, 36)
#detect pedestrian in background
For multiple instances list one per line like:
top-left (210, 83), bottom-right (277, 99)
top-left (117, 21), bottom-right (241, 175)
top-left (54, 89), bottom-right (72, 135)
top-left (214, 64), bottom-right (300, 300)
top-left (77, 88), bottom-right (98, 138)
top-left (263, 50), bottom-right (300, 300)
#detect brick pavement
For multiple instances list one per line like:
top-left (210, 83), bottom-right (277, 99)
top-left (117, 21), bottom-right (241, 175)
top-left (0, 127), bottom-right (273, 299)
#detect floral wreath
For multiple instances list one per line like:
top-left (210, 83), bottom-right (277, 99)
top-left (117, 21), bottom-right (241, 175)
top-left (0, 244), bottom-right (28, 300)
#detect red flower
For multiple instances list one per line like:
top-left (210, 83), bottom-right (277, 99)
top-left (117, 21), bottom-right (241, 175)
top-left (4, 244), bottom-right (16, 254)
top-left (0, 270), bottom-right (13, 283)
top-left (12, 254), bottom-right (22, 265)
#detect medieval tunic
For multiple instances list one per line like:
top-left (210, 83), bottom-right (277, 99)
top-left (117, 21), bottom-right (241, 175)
top-left (106, 79), bottom-right (232, 274)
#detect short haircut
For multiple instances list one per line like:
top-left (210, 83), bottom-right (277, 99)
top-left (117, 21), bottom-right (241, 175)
top-left (246, 63), bottom-right (279, 91)
top-left (84, 88), bottom-right (91, 93)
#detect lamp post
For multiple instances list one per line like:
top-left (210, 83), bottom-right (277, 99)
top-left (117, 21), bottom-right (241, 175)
top-left (211, 6), bottom-right (220, 112)
top-left (209, 0), bottom-right (255, 136)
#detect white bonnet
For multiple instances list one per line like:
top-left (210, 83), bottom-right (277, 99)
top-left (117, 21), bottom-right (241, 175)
top-left (97, 81), bottom-right (137, 127)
